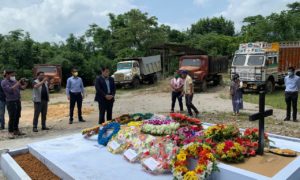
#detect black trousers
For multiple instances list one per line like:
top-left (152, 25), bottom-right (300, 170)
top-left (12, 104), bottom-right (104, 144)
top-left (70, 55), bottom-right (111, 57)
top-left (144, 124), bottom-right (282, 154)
top-left (6, 100), bottom-right (21, 133)
top-left (171, 91), bottom-right (183, 111)
top-left (69, 92), bottom-right (83, 121)
top-left (33, 101), bottom-right (48, 128)
top-left (185, 94), bottom-right (199, 116)
top-left (285, 92), bottom-right (298, 120)
top-left (98, 100), bottom-right (114, 124)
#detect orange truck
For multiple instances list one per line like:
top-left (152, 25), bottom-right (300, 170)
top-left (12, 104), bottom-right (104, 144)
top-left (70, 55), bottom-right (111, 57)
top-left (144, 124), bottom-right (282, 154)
top-left (179, 55), bottom-right (228, 91)
top-left (33, 64), bottom-right (62, 91)
top-left (231, 42), bottom-right (300, 92)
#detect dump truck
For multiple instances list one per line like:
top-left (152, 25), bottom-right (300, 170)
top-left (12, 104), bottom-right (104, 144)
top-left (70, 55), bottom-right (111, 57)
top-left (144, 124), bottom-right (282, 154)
top-left (231, 42), bottom-right (300, 92)
top-left (33, 64), bottom-right (62, 91)
top-left (113, 55), bottom-right (162, 88)
top-left (179, 55), bottom-right (228, 91)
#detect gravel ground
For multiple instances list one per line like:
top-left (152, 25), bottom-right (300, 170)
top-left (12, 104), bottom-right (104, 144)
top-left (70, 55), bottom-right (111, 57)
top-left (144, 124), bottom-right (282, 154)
top-left (1, 81), bottom-right (300, 178)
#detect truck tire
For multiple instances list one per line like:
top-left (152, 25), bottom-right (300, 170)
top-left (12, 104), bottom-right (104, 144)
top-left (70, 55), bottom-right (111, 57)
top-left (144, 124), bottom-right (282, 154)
top-left (149, 74), bottom-right (158, 84)
top-left (266, 80), bottom-right (275, 93)
top-left (132, 78), bottom-right (140, 88)
top-left (200, 81), bottom-right (207, 92)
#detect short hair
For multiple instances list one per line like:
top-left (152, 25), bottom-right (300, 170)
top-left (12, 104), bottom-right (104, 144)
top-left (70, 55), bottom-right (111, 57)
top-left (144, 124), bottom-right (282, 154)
top-left (101, 67), bottom-right (110, 71)
top-left (36, 71), bottom-right (44, 76)
top-left (5, 69), bottom-right (15, 75)
top-left (71, 67), bottom-right (78, 72)
top-left (288, 67), bottom-right (295, 72)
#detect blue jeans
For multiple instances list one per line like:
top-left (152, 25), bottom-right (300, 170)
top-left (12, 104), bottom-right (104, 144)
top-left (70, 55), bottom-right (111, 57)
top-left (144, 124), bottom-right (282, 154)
top-left (0, 100), bottom-right (6, 128)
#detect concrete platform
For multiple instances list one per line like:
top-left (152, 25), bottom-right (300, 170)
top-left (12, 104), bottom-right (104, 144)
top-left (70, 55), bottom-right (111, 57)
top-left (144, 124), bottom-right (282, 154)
top-left (1, 123), bottom-right (300, 180)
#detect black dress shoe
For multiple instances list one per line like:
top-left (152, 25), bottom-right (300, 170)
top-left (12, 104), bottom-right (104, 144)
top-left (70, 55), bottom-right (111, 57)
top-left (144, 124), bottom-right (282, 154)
top-left (0, 126), bottom-right (4, 130)
top-left (79, 119), bottom-right (86, 122)
top-left (33, 128), bottom-right (38, 132)
top-left (42, 127), bottom-right (50, 130)
top-left (69, 121), bottom-right (73, 124)
top-left (293, 119), bottom-right (299, 122)
top-left (14, 130), bottom-right (25, 136)
top-left (284, 118), bottom-right (290, 121)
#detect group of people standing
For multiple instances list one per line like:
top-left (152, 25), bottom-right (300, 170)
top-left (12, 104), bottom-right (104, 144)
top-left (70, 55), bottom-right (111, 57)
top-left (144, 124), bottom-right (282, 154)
top-left (0, 67), bottom-right (116, 139)
top-left (170, 70), bottom-right (199, 117)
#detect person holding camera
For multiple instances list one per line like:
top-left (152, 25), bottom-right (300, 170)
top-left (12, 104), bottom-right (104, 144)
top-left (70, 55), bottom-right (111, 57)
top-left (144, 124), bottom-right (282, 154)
top-left (1, 70), bottom-right (28, 138)
top-left (32, 71), bottom-right (50, 132)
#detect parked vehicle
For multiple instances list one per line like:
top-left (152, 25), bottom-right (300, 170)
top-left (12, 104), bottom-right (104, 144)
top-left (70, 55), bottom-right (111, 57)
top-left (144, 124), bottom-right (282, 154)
top-left (179, 55), bottom-right (228, 91)
top-left (231, 42), bottom-right (300, 92)
top-left (33, 64), bottom-right (62, 91)
top-left (113, 55), bottom-right (162, 88)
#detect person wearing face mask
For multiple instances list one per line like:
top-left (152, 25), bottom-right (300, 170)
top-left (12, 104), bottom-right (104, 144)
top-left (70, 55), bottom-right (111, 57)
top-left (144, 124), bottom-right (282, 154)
top-left (230, 74), bottom-right (243, 116)
top-left (32, 71), bottom-right (50, 132)
top-left (1, 70), bottom-right (28, 139)
top-left (66, 68), bottom-right (86, 124)
top-left (284, 67), bottom-right (300, 122)
top-left (170, 72), bottom-right (184, 113)
top-left (94, 67), bottom-right (116, 124)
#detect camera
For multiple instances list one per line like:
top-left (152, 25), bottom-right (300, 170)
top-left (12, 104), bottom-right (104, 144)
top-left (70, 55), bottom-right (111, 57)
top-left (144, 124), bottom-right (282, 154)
top-left (20, 78), bottom-right (29, 85)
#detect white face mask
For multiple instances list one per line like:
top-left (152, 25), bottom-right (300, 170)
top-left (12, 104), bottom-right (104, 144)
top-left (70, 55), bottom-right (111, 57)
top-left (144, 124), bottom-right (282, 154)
top-left (288, 71), bottom-right (294, 76)
top-left (10, 76), bottom-right (16, 81)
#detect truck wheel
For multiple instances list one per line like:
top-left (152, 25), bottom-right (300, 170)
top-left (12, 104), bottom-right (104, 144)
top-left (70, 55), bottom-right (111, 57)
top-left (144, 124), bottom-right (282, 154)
top-left (266, 80), bottom-right (275, 93)
top-left (200, 81), bottom-right (207, 92)
top-left (132, 78), bottom-right (140, 88)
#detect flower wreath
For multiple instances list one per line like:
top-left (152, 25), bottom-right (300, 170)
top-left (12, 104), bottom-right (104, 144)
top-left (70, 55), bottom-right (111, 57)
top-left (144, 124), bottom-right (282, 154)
top-left (98, 122), bottom-right (121, 146)
top-left (141, 119), bottom-right (180, 136)
top-left (172, 143), bottom-right (218, 180)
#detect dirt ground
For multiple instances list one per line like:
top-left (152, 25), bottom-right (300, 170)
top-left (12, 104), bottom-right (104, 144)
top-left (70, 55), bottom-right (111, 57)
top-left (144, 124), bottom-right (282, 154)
top-left (0, 80), bottom-right (299, 149)
top-left (1, 80), bottom-right (300, 178)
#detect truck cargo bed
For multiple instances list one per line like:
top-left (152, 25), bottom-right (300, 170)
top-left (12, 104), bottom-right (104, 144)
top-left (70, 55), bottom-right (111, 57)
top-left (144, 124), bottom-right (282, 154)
top-left (208, 56), bottom-right (228, 74)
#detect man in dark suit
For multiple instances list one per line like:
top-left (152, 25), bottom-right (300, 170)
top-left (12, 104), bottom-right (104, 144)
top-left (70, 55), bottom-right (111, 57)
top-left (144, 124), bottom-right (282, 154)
top-left (95, 67), bottom-right (116, 124)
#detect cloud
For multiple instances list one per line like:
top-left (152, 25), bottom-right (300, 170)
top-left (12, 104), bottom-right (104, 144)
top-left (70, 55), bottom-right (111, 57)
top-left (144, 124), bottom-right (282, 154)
top-left (0, 0), bottom-right (136, 42)
top-left (193, 0), bottom-right (207, 6)
top-left (219, 0), bottom-right (295, 32)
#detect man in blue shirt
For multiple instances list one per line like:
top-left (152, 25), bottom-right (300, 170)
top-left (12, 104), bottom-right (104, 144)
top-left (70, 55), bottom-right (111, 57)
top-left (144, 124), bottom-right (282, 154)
top-left (284, 67), bottom-right (300, 122)
top-left (66, 68), bottom-right (86, 124)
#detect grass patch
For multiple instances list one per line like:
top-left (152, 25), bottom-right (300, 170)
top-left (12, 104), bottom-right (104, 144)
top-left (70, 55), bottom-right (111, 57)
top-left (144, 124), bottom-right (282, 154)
top-left (243, 90), bottom-right (300, 110)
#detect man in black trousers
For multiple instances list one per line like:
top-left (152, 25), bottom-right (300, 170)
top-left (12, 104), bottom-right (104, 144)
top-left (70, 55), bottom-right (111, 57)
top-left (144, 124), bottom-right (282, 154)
top-left (95, 67), bottom-right (116, 124)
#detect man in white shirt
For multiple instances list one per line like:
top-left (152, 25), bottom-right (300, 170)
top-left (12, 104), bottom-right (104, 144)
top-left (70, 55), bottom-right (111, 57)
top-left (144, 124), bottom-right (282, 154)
top-left (181, 70), bottom-right (199, 117)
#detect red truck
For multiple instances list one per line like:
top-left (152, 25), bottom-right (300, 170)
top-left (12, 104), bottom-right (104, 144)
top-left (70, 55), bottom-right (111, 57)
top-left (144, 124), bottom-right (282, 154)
top-left (179, 55), bottom-right (228, 91)
top-left (33, 64), bottom-right (62, 91)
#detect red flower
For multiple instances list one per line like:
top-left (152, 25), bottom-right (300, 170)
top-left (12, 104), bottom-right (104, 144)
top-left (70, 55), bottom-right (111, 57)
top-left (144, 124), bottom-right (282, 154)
top-left (249, 150), bottom-right (256, 156)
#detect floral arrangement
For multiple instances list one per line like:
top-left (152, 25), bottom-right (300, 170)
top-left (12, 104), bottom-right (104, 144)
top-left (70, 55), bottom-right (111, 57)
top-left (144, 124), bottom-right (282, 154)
top-left (141, 137), bottom-right (179, 174)
top-left (204, 124), bottom-right (240, 143)
top-left (98, 122), bottom-right (121, 146)
top-left (123, 134), bottom-right (156, 163)
top-left (82, 126), bottom-right (100, 138)
top-left (127, 121), bottom-right (143, 127)
top-left (107, 126), bottom-right (139, 154)
top-left (130, 113), bottom-right (154, 121)
top-left (172, 125), bottom-right (204, 146)
top-left (235, 128), bottom-right (271, 156)
top-left (172, 143), bottom-right (218, 180)
top-left (170, 113), bottom-right (202, 125)
top-left (215, 140), bottom-right (246, 162)
top-left (141, 119), bottom-right (180, 136)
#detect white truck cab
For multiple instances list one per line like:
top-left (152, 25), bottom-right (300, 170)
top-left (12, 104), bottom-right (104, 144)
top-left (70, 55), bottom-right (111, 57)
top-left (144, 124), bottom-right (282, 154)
top-left (231, 42), bottom-right (280, 92)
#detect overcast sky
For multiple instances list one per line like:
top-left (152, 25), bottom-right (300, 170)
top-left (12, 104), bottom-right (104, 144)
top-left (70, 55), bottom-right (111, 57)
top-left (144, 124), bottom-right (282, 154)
top-left (0, 0), bottom-right (295, 42)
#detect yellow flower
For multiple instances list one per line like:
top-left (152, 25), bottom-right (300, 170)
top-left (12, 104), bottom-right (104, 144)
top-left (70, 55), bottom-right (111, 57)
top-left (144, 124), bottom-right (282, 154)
top-left (183, 171), bottom-right (198, 180)
top-left (177, 153), bottom-right (187, 161)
